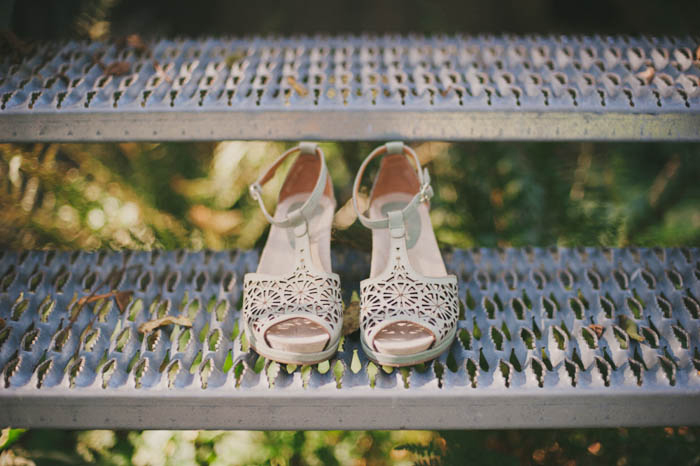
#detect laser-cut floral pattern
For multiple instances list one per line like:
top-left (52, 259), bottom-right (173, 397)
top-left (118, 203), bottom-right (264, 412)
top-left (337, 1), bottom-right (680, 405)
top-left (243, 263), bottom-right (342, 338)
top-left (360, 257), bottom-right (459, 347)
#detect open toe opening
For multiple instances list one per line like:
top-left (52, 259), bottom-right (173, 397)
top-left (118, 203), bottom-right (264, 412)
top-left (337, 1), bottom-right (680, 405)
top-left (373, 321), bottom-right (435, 356)
top-left (265, 317), bottom-right (330, 354)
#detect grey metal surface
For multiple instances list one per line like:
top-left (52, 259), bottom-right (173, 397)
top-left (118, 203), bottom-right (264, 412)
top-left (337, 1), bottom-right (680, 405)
top-left (1, 35), bottom-right (700, 142)
top-left (1, 247), bottom-right (699, 429)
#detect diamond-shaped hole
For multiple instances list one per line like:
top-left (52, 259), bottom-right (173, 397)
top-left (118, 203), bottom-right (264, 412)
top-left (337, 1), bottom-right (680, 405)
top-left (682, 295), bottom-right (699, 319)
top-left (658, 356), bottom-right (676, 386)
top-left (21, 326), bottom-right (39, 352)
top-left (134, 358), bottom-right (148, 389)
top-left (11, 297), bottom-right (29, 321)
top-left (115, 328), bottom-right (130, 353)
top-left (101, 359), bottom-right (117, 389)
top-left (530, 269), bottom-right (546, 290)
top-left (200, 358), bottom-right (213, 389)
top-left (208, 328), bottom-right (222, 351)
top-left (466, 358), bottom-right (478, 388)
top-left (672, 325), bottom-right (689, 349)
top-left (595, 356), bottom-right (610, 386)
top-left (4, 354), bottom-right (21, 388)
top-left (666, 269), bottom-right (683, 290)
top-left (53, 327), bottom-right (71, 352)
top-left (568, 297), bottom-right (584, 320)
top-left (586, 269), bottom-right (602, 290)
top-left (542, 295), bottom-right (558, 319)
top-left (511, 298), bottom-right (526, 320)
top-left (35, 358), bottom-right (52, 388)
top-left (640, 269), bottom-right (656, 289)
top-left (613, 269), bottom-right (629, 290)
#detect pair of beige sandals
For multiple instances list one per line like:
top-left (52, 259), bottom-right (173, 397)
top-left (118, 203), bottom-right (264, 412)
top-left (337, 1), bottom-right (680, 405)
top-left (242, 142), bottom-right (459, 367)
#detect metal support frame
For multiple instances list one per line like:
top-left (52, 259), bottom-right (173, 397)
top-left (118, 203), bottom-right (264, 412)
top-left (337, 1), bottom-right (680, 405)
top-left (1, 248), bottom-right (698, 429)
top-left (1, 35), bottom-right (699, 142)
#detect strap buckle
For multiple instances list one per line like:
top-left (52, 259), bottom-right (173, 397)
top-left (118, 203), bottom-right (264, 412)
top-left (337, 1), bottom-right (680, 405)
top-left (418, 168), bottom-right (433, 203)
top-left (249, 182), bottom-right (262, 201)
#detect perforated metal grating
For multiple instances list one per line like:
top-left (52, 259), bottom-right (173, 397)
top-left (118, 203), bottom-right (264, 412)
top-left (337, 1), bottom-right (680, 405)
top-left (1, 247), bottom-right (699, 429)
top-left (1, 35), bottom-right (700, 142)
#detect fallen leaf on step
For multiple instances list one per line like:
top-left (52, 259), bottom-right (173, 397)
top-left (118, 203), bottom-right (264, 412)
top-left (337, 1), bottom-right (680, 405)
top-left (102, 61), bottom-right (131, 77)
top-left (287, 76), bottom-right (309, 97)
top-left (636, 66), bottom-right (655, 85)
top-left (76, 290), bottom-right (133, 312)
top-left (153, 60), bottom-right (173, 84)
top-left (126, 34), bottom-right (146, 52)
top-left (114, 291), bottom-right (133, 313)
top-left (333, 194), bottom-right (367, 230)
top-left (440, 85), bottom-right (454, 97)
top-left (588, 324), bottom-right (604, 338)
top-left (138, 315), bottom-right (192, 334)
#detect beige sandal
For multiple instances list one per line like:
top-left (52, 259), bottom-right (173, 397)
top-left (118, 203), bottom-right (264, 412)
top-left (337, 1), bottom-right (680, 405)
top-left (352, 142), bottom-right (459, 367)
top-left (242, 143), bottom-right (342, 365)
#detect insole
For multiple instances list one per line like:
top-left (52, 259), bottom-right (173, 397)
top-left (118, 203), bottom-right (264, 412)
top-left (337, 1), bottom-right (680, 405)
top-left (368, 193), bottom-right (447, 279)
top-left (265, 317), bottom-right (329, 353)
top-left (257, 193), bottom-right (335, 275)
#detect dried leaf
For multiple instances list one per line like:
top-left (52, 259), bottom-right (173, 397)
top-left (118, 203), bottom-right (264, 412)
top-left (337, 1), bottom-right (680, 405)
top-left (77, 290), bottom-right (132, 309)
top-left (532, 449), bottom-right (546, 464)
top-left (696, 45), bottom-right (700, 62)
top-left (102, 61), bottom-right (131, 77)
top-left (114, 291), bottom-right (133, 313)
top-left (636, 66), bottom-right (655, 85)
top-left (188, 205), bottom-right (241, 234)
top-left (114, 34), bottom-right (148, 53)
top-left (77, 292), bottom-right (110, 307)
top-left (126, 34), bottom-right (146, 51)
top-left (588, 324), bottom-right (604, 338)
top-left (333, 194), bottom-right (366, 230)
top-left (0, 317), bottom-right (5, 330)
top-left (440, 85), bottom-right (454, 97)
top-left (287, 76), bottom-right (309, 97)
top-left (153, 60), bottom-right (173, 84)
top-left (342, 291), bottom-right (360, 335)
top-left (138, 315), bottom-right (192, 334)
top-left (587, 442), bottom-right (602, 455)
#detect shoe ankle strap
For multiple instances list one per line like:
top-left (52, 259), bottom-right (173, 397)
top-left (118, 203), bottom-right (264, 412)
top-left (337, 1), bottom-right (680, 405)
top-left (351, 141), bottom-right (433, 230)
top-left (249, 142), bottom-right (328, 228)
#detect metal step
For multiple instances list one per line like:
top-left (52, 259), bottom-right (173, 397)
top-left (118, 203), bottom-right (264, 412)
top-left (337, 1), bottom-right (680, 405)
top-left (1, 35), bottom-right (699, 142)
top-left (0, 247), bottom-right (698, 429)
